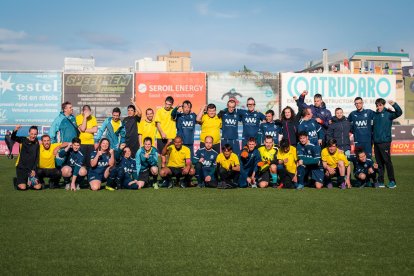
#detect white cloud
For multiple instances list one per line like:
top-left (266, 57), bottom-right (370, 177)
top-left (0, 28), bottom-right (27, 41)
top-left (195, 2), bottom-right (239, 19)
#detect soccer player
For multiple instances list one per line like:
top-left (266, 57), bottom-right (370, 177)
top-left (5, 130), bottom-right (15, 159)
top-left (239, 137), bottom-right (261, 188)
top-left (172, 100), bottom-right (197, 157)
top-left (89, 138), bottom-right (115, 191)
top-left (298, 107), bottom-right (324, 146)
top-left (11, 125), bottom-right (40, 190)
top-left (138, 108), bottom-right (157, 147)
top-left (160, 136), bottom-right (195, 188)
top-left (197, 103), bottom-right (222, 153)
top-left (256, 136), bottom-right (279, 188)
top-left (95, 107), bottom-right (126, 160)
top-left (59, 137), bottom-right (87, 191)
top-left (122, 99), bottom-right (142, 158)
top-left (348, 97), bottom-right (374, 157)
top-left (259, 110), bottom-right (282, 145)
top-left (114, 147), bottom-right (141, 190)
top-left (296, 131), bottom-right (324, 190)
top-left (155, 96), bottom-right (177, 154)
top-left (276, 138), bottom-right (298, 189)
top-left (326, 107), bottom-right (351, 156)
top-left (216, 144), bottom-right (240, 188)
top-left (135, 137), bottom-right (159, 189)
top-left (238, 97), bottom-right (266, 143)
top-left (296, 90), bottom-right (332, 131)
top-left (37, 134), bottom-right (67, 189)
top-left (50, 101), bottom-right (79, 143)
top-left (76, 105), bottom-right (98, 168)
top-left (218, 99), bottom-right (241, 154)
top-left (352, 149), bottom-right (378, 188)
top-left (372, 98), bottom-right (403, 188)
top-left (280, 106), bottom-right (301, 147)
top-left (193, 136), bottom-right (219, 188)
top-left (321, 138), bottom-right (351, 189)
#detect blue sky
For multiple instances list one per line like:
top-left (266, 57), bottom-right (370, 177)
top-left (1, 0), bottom-right (413, 72)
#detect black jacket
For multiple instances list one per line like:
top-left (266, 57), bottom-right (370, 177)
top-left (11, 130), bottom-right (39, 170)
top-left (326, 116), bottom-right (351, 151)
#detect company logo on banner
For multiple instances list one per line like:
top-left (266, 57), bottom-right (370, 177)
top-left (281, 73), bottom-right (396, 115)
top-left (135, 72), bottom-right (206, 114)
top-left (0, 72), bottom-right (62, 125)
top-left (64, 73), bottom-right (133, 122)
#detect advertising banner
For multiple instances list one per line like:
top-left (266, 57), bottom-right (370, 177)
top-left (404, 77), bottom-right (414, 119)
top-left (135, 72), bottom-right (206, 115)
top-left (391, 140), bottom-right (414, 155)
top-left (64, 73), bottom-right (134, 122)
top-left (207, 72), bottom-right (280, 115)
top-left (0, 72), bottom-right (62, 125)
top-left (281, 73), bottom-right (396, 115)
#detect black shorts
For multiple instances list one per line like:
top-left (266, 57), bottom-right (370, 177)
top-left (169, 167), bottom-right (183, 177)
top-left (257, 170), bottom-right (271, 183)
top-left (157, 139), bottom-right (170, 154)
top-left (80, 144), bottom-right (95, 167)
top-left (138, 170), bottom-right (150, 183)
top-left (16, 167), bottom-right (31, 185)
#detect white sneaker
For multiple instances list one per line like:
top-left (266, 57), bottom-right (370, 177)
top-left (251, 184), bottom-right (258, 188)
top-left (65, 184), bottom-right (70, 190)
top-left (76, 184), bottom-right (80, 191)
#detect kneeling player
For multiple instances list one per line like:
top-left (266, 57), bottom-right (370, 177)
top-left (113, 147), bottom-right (140, 189)
top-left (321, 138), bottom-right (351, 189)
top-left (89, 138), bottom-right (115, 191)
top-left (216, 144), bottom-right (240, 188)
top-left (276, 139), bottom-right (298, 189)
top-left (160, 136), bottom-right (195, 188)
top-left (59, 137), bottom-right (87, 191)
top-left (193, 136), bottom-right (219, 188)
top-left (135, 137), bottom-right (159, 189)
top-left (256, 135), bottom-right (279, 188)
top-left (296, 131), bottom-right (324, 189)
top-left (352, 149), bottom-right (378, 188)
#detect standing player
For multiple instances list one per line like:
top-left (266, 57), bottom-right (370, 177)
top-left (298, 108), bottom-right (324, 146)
top-left (5, 130), bottom-right (15, 159)
top-left (155, 96), bottom-right (177, 156)
top-left (256, 136), bottom-right (279, 188)
top-left (76, 105), bottom-right (98, 168)
top-left (296, 90), bottom-right (332, 131)
top-left (11, 125), bottom-right (40, 190)
top-left (122, 99), bottom-right (142, 158)
top-left (138, 108), bottom-right (157, 147)
top-left (326, 107), bottom-right (351, 156)
top-left (276, 139), bottom-right (298, 189)
top-left (197, 103), bottom-right (222, 153)
top-left (172, 100), bottom-right (197, 157)
top-left (193, 136), bottom-right (219, 188)
top-left (238, 98), bottom-right (265, 143)
top-left (218, 99), bottom-right (240, 154)
top-left (296, 131), bottom-right (324, 190)
top-left (372, 98), bottom-right (402, 188)
top-left (50, 101), bottom-right (79, 143)
top-left (259, 110), bottom-right (282, 145)
top-left (89, 138), bottom-right (115, 191)
top-left (348, 97), bottom-right (374, 157)
top-left (321, 138), bottom-right (351, 189)
top-left (280, 106), bottom-right (301, 147)
top-left (239, 137), bottom-right (261, 188)
top-left (160, 136), bottom-right (195, 188)
top-left (59, 137), bottom-right (87, 191)
top-left (216, 144), bottom-right (240, 188)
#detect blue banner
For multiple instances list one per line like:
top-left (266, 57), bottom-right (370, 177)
top-left (0, 72), bottom-right (62, 126)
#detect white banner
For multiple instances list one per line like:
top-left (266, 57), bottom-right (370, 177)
top-left (281, 73), bottom-right (396, 116)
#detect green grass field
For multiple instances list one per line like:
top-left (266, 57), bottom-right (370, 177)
top-left (1, 156), bottom-right (413, 275)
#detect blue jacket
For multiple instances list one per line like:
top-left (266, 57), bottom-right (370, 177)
top-left (326, 116), bottom-right (351, 151)
top-left (297, 95), bottom-right (332, 129)
top-left (59, 149), bottom-right (84, 176)
top-left (373, 103), bottom-right (403, 143)
top-left (193, 147), bottom-right (219, 177)
top-left (117, 156), bottom-right (138, 181)
top-left (297, 142), bottom-right (321, 166)
top-left (171, 108), bottom-right (196, 145)
top-left (49, 112), bottom-right (79, 143)
top-left (348, 109), bottom-right (374, 143)
top-left (95, 117), bottom-right (126, 150)
top-left (298, 118), bottom-right (324, 146)
top-left (259, 121), bottom-right (282, 145)
top-left (135, 146), bottom-right (158, 173)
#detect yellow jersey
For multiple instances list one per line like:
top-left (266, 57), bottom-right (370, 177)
top-left (111, 119), bottom-right (121, 133)
top-left (138, 120), bottom-right (157, 146)
top-left (276, 146), bottom-right (298, 174)
top-left (257, 145), bottom-right (278, 171)
top-left (166, 145), bottom-right (191, 168)
top-left (321, 148), bottom-right (349, 169)
top-left (39, 143), bottom-right (61, 169)
top-left (200, 114), bottom-right (221, 144)
top-left (216, 152), bottom-right (240, 171)
top-left (154, 108), bottom-right (176, 139)
top-left (76, 114), bottom-right (97, 145)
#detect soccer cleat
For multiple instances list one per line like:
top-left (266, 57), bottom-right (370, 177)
top-left (251, 184), bottom-right (257, 188)
top-left (340, 182), bottom-right (346, 190)
top-left (65, 184), bottom-right (70, 191)
top-left (198, 182), bottom-right (205, 188)
top-left (387, 181), bottom-right (396, 189)
top-left (377, 182), bottom-right (385, 188)
top-left (296, 184), bottom-right (304, 190)
top-left (326, 183), bottom-right (333, 189)
top-left (105, 185), bottom-right (115, 191)
top-left (277, 183), bottom-right (284, 189)
top-left (179, 180), bottom-right (187, 188)
top-left (153, 182), bottom-right (159, 190)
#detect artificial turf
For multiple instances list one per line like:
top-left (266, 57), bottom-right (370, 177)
top-left (0, 156), bottom-right (413, 275)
